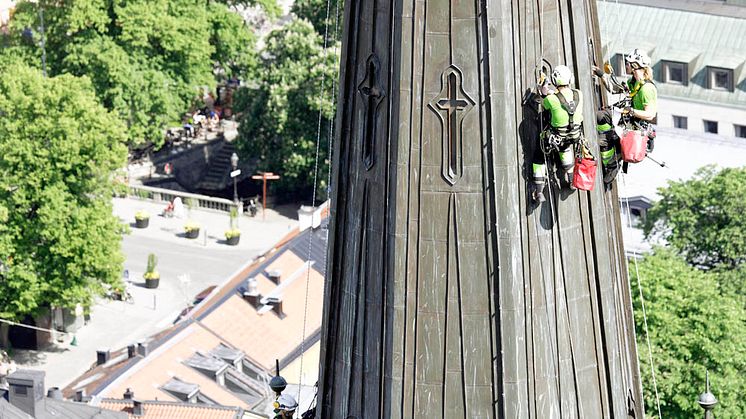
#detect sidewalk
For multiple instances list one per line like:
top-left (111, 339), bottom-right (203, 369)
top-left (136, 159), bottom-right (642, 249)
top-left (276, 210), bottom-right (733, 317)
top-left (10, 197), bottom-right (298, 389)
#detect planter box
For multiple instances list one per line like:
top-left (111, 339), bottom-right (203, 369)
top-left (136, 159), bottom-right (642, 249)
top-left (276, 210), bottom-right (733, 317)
top-left (226, 235), bottom-right (240, 246)
top-left (185, 228), bottom-right (200, 239)
top-left (135, 218), bottom-right (150, 228)
top-left (145, 277), bottom-right (160, 289)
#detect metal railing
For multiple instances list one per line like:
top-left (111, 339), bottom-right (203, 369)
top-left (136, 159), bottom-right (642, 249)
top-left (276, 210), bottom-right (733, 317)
top-left (128, 184), bottom-right (239, 214)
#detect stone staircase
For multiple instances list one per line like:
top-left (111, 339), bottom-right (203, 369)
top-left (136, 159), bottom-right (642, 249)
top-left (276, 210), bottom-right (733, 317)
top-left (197, 141), bottom-right (236, 191)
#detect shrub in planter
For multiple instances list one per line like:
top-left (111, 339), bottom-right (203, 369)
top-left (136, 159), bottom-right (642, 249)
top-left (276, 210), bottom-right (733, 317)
top-left (144, 253), bottom-right (160, 288)
top-left (134, 210), bottom-right (150, 228)
top-left (184, 220), bottom-right (200, 239)
top-left (225, 228), bottom-right (241, 245)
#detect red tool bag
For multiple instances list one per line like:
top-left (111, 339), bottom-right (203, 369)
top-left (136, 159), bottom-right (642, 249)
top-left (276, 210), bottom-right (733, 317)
top-left (572, 143), bottom-right (597, 191)
top-left (620, 130), bottom-right (647, 163)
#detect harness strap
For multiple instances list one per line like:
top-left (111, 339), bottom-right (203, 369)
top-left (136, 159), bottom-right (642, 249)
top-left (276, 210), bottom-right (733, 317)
top-left (553, 89), bottom-right (582, 140)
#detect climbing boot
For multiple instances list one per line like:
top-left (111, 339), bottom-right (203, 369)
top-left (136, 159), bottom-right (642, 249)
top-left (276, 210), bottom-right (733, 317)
top-left (565, 170), bottom-right (576, 190)
top-left (532, 183), bottom-right (546, 203)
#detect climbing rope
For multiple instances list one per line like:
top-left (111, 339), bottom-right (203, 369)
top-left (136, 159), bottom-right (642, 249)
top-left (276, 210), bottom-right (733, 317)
top-left (620, 174), bottom-right (663, 418)
top-left (297, 0), bottom-right (340, 401)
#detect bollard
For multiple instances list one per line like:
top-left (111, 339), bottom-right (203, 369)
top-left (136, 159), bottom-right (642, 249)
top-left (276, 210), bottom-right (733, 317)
top-left (153, 294), bottom-right (157, 311)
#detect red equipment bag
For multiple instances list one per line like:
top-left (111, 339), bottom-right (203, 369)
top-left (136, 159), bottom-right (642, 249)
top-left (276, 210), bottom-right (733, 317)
top-left (572, 143), bottom-right (597, 191)
top-left (620, 130), bottom-right (647, 163)
top-left (573, 157), bottom-right (597, 191)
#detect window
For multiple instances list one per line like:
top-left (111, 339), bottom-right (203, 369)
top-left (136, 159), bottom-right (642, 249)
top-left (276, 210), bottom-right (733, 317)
top-left (735, 124), bottom-right (746, 138)
top-left (673, 115), bottom-right (688, 129)
top-left (704, 120), bottom-right (718, 134)
top-left (707, 67), bottom-right (734, 92)
top-left (662, 61), bottom-right (688, 85)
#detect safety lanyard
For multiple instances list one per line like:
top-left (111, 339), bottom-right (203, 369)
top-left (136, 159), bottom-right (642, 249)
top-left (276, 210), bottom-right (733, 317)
top-left (628, 79), bottom-right (645, 98)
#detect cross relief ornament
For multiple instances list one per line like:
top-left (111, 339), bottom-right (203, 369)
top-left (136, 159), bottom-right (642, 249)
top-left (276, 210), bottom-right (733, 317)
top-left (358, 54), bottom-right (385, 170)
top-left (429, 66), bottom-right (474, 185)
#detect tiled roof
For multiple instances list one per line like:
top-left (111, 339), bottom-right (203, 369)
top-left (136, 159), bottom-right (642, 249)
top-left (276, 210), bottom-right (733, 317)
top-left (98, 399), bottom-right (244, 419)
top-left (63, 220), bottom-right (328, 418)
top-left (598, 1), bottom-right (746, 108)
top-left (41, 398), bottom-right (127, 419)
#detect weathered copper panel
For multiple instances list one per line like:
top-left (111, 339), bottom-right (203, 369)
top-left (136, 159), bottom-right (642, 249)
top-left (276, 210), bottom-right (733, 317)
top-left (317, 0), bottom-right (644, 415)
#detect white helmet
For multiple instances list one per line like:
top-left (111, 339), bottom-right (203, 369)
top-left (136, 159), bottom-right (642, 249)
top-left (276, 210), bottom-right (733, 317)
top-left (275, 393), bottom-right (298, 412)
top-left (625, 48), bottom-right (651, 69)
top-left (551, 65), bottom-right (574, 87)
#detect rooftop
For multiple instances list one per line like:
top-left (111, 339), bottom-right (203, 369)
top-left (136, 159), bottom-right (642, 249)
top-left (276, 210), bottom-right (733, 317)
top-left (97, 399), bottom-right (247, 419)
top-left (63, 214), bottom-right (329, 416)
top-left (598, 0), bottom-right (746, 109)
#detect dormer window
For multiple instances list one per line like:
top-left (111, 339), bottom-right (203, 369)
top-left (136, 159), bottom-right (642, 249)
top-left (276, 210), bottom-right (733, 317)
top-left (707, 67), bottom-right (734, 92)
top-left (661, 60), bottom-right (688, 85)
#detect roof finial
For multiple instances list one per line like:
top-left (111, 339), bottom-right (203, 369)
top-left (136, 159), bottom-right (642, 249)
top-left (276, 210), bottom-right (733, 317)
top-left (698, 369), bottom-right (718, 419)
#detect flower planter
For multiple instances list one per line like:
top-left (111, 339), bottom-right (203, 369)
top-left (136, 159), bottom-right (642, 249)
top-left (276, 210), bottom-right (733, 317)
top-left (185, 228), bottom-right (200, 239)
top-left (226, 235), bottom-right (240, 246)
top-left (145, 277), bottom-right (160, 289)
top-left (135, 218), bottom-right (150, 228)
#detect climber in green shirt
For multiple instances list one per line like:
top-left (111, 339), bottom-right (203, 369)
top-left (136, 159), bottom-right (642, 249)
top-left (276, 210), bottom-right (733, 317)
top-left (531, 65), bottom-right (583, 203)
top-left (595, 48), bottom-right (658, 186)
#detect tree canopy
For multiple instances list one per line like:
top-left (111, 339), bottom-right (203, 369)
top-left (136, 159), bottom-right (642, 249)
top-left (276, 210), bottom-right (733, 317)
top-left (644, 166), bottom-right (746, 270)
top-left (0, 63), bottom-right (128, 322)
top-left (234, 19), bottom-right (338, 200)
top-left (631, 249), bottom-right (746, 418)
top-left (6, 0), bottom-right (259, 149)
top-left (291, 0), bottom-right (343, 42)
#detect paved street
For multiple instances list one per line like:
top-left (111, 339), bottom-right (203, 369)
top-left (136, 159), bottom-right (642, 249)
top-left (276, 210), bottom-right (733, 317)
top-left (11, 197), bottom-right (297, 389)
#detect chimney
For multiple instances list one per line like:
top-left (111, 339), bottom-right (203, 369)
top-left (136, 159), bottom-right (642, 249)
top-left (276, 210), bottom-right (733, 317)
top-left (268, 270), bottom-right (282, 284)
top-left (246, 277), bottom-right (258, 294)
top-left (46, 387), bottom-right (63, 399)
top-left (243, 292), bottom-right (263, 309)
top-left (7, 369), bottom-right (46, 418)
top-left (265, 297), bottom-right (286, 319)
top-left (137, 342), bottom-right (149, 357)
top-left (96, 349), bottom-right (110, 365)
top-left (132, 399), bottom-right (144, 416)
top-left (75, 389), bottom-right (86, 402)
top-left (127, 344), bottom-right (137, 358)
top-left (123, 388), bottom-right (134, 400)
top-left (242, 278), bottom-right (263, 309)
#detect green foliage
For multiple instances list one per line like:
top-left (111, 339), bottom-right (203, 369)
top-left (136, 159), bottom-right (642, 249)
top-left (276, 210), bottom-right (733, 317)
top-left (631, 249), bottom-right (746, 418)
top-left (212, 0), bottom-right (282, 18)
top-left (134, 210), bottom-right (150, 220)
top-left (0, 63), bottom-right (128, 321)
top-left (229, 206), bottom-right (238, 229)
top-left (6, 0), bottom-right (258, 149)
top-left (146, 253), bottom-right (158, 274)
top-left (292, 0), bottom-right (343, 41)
top-left (644, 166), bottom-right (746, 270)
top-left (234, 19), bottom-right (338, 200)
top-left (225, 228), bottom-right (241, 239)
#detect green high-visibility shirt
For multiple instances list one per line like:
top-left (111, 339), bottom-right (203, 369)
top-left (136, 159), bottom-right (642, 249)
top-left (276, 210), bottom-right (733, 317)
top-left (627, 79), bottom-right (658, 113)
top-left (543, 89), bottom-right (584, 128)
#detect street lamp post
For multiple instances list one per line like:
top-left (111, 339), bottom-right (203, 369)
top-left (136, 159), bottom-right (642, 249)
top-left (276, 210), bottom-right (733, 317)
top-left (231, 152), bottom-right (239, 206)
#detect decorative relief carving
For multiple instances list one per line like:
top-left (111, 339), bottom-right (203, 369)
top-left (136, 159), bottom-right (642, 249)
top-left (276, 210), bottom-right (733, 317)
top-left (357, 54), bottom-right (385, 170)
top-left (428, 65), bottom-right (474, 185)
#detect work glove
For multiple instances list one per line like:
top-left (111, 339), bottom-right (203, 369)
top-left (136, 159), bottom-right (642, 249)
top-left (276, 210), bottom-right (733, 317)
top-left (592, 65), bottom-right (604, 78)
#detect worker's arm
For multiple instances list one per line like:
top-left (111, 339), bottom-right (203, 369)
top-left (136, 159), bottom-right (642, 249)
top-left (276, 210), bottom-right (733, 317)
top-left (631, 106), bottom-right (655, 121)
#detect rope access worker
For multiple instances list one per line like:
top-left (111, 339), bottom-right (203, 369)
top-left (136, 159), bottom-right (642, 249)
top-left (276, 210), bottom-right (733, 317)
top-left (595, 48), bottom-right (658, 185)
top-left (531, 64), bottom-right (584, 203)
top-left (273, 393), bottom-right (299, 419)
